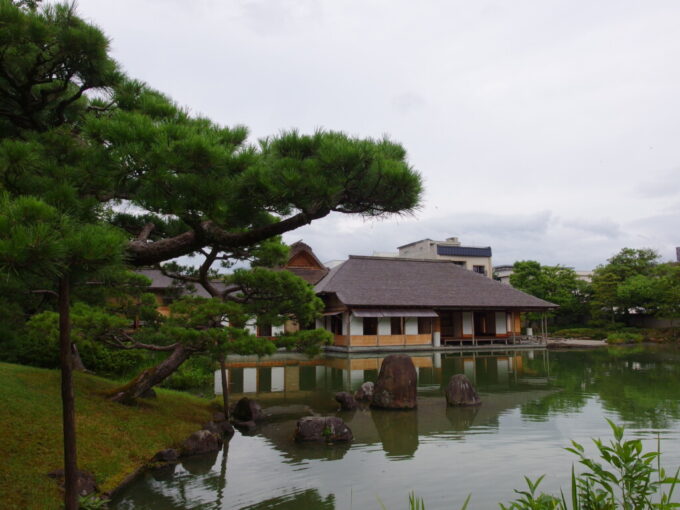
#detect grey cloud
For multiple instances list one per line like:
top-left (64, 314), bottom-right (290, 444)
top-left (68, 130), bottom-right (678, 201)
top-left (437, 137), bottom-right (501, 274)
top-left (237, 0), bottom-right (323, 36)
top-left (392, 92), bottom-right (426, 113)
top-left (561, 217), bottom-right (622, 239)
top-left (636, 168), bottom-right (680, 198)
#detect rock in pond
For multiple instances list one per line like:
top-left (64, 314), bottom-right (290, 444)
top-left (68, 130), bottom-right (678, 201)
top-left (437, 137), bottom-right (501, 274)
top-left (151, 448), bottom-right (179, 463)
top-left (181, 430), bottom-right (223, 457)
top-left (445, 374), bottom-right (481, 406)
top-left (232, 419), bottom-right (257, 434)
top-left (232, 397), bottom-right (264, 422)
top-left (335, 391), bottom-right (357, 410)
top-left (203, 420), bottom-right (236, 439)
top-left (294, 416), bottom-right (353, 443)
top-left (371, 354), bottom-right (417, 409)
top-left (354, 381), bottom-right (374, 401)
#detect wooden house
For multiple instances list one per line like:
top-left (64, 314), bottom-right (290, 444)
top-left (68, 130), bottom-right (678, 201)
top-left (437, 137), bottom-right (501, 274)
top-left (313, 254), bottom-right (556, 350)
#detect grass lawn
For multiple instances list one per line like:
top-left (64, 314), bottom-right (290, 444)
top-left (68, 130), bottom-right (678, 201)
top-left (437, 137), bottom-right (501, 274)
top-left (0, 362), bottom-right (213, 510)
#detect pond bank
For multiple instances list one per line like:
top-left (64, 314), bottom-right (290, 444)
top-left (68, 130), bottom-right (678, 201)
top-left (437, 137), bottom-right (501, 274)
top-left (0, 362), bottom-right (213, 510)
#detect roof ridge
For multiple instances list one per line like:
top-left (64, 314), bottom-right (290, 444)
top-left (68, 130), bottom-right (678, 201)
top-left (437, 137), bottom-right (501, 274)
top-left (348, 255), bottom-right (459, 264)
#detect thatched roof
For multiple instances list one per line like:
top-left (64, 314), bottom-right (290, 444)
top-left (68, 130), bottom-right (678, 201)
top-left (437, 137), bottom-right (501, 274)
top-left (315, 256), bottom-right (556, 310)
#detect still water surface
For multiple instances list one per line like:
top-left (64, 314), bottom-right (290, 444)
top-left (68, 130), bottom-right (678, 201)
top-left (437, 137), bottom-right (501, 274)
top-left (111, 346), bottom-right (680, 510)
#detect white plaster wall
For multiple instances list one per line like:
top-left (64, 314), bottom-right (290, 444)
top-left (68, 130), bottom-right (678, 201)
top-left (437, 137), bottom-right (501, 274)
top-left (243, 368), bottom-right (257, 393)
top-left (495, 312), bottom-right (507, 335)
top-left (342, 312), bottom-right (348, 335)
top-left (214, 369), bottom-right (228, 395)
top-left (405, 317), bottom-right (418, 335)
top-left (462, 312), bottom-right (473, 335)
top-left (350, 314), bottom-right (363, 335)
top-left (315, 318), bottom-right (324, 330)
top-left (272, 324), bottom-right (284, 336)
top-left (245, 319), bottom-right (257, 335)
top-left (378, 317), bottom-right (391, 335)
top-left (271, 367), bottom-right (284, 392)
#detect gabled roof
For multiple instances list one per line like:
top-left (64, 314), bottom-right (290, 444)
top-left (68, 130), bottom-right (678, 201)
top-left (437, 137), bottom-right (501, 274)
top-left (283, 241), bottom-right (329, 285)
top-left (315, 256), bottom-right (556, 310)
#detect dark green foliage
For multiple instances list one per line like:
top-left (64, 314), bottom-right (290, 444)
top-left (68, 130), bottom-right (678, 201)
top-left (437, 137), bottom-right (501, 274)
top-left (510, 261), bottom-right (591, 326)
top-left (551, 328), bottom-right (608, 340)
top-left (19, 304), bottom-right (148, 376)
top-left (160, 355), bottom-right (215, 392)
top-left (606, 332), bottom-right (644, 345)
top-left (276, 329), bottom-right (333, 356)
top-left (0, 0), bottom-right (120, 134)
top-left (228, 267), bottom-right (324, 327)
top-left (591, 248), bottom-right (661, 324)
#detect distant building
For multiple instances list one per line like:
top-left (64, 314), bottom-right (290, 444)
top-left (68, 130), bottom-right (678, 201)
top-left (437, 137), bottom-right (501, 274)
top-left (397, 237), bottom-right (493, 278)
top-left (492, 264), bottom-right (593, 287)
top-left (494, 265), bottom-right (514, 285)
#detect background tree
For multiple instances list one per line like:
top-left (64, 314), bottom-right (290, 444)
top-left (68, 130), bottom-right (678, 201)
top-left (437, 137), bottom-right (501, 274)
top-left (590, 248), bottom-right (660, 325)
top-left (510, 260), bottom-right (591, 327)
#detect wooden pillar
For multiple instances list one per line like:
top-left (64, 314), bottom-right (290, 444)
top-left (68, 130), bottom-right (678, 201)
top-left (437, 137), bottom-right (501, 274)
top-left (472, 311), bottom-right (476, 347)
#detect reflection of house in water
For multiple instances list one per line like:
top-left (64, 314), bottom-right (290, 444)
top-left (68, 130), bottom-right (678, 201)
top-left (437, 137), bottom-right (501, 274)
top-left (237, 351), bottom-right (557, 462)
top-left (215, 350), bottom-right (552, 399)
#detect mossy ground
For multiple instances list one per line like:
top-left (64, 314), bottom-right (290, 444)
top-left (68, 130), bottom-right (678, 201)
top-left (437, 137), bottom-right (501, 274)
top-left (0, 362), bottom-right (212, 510)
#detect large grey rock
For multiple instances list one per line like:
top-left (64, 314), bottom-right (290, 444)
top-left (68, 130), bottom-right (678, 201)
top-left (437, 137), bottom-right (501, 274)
top-left (213, 411), bottom-right (227, 422)
top-left (354, 381), bottom-right (374, 401)
top-left (232, 397), bottom-right (264, 422)
top-left (445, 374), bottom-right (482, 406)
top-left (203, 420), bottom-right (236, 439)
top-left (151, 448), bottom-right (179, 463)
top-left (335, 391), bottom-right (357, 410)
top-left (181, 429), bottom-right (223, 457)
top-left (294, 416), bottom-right (353, 443)
top-left (371, 354), bottom-right (417, 409)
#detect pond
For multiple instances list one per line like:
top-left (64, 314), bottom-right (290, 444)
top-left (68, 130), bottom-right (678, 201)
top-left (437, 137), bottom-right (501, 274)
top-left (111, 346), bottom-right (680, 510)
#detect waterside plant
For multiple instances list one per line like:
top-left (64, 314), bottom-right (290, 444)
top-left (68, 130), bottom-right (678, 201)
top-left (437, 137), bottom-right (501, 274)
top-left (408, 420), bottom-right (679, 510)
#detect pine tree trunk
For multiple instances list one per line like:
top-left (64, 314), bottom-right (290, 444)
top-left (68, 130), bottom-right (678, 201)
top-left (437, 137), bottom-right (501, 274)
top-left (59, 276), bottom-right (79, 510)
top-left (109, 344), bottom-right (192, 404)
top-left (219, 354), bottom-right (229, 419)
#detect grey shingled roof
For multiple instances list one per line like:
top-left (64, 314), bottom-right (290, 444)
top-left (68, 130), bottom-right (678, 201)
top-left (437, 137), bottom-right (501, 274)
top-left (136, 269), bottom-right (228, 298)
top-left (315, 256), bottom-right (557, 310)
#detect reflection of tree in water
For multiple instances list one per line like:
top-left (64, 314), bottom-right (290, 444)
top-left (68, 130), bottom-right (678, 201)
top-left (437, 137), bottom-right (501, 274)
top-left (112, 449), bottom-right (224, 510)
top-left (521, 348), bottom-right (680, 429)
top-left (240, 488), bottom-right (335, 510)
top-left (371, 409), bottom-right (418, 458)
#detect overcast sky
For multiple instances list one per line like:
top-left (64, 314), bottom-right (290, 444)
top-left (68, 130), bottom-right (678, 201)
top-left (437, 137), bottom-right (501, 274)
top-left (76, 0), bottom-right (680, 270)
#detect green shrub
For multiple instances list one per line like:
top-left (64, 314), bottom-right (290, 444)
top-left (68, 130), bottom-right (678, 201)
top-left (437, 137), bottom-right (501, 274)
top-left (551, 328), bottom-right (607, 340)
top-left (77, 341), bottom-right (149, 377)
top-left (607, 332), bottom-right (644, 344)
top-left (161, 355), bottom-right (214, 392)
top-left (5, 331), bottom-right (59, 368)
